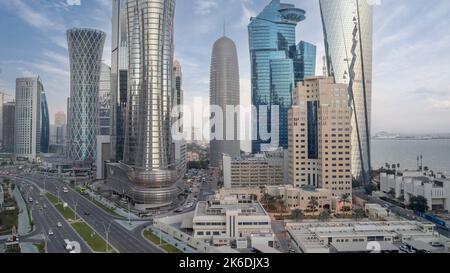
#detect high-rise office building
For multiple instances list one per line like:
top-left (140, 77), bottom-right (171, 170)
top-left (107, 0), bottom-right (179, 211)
top-left (40, 92), bottom-right (50, 153)
top-left (67, 28), bottom-right (106, 163)
top-left (99, 63), bottom-right (111, 136)
top-left (2, 101), bottom-right (15, 153)
top-left (209, 34), bottom-right (241, 168)
top-left (288, 77), bottom-right (352, 201)
top-left (111, 0), bottom-right (129, 162)
top-left (249, 0), bottom-right (306, 153)
top-left (15, 77), bottom-right (42, 160)
top-left (294, 41), bottom-right (317, 84)
top-left (173, 60), bottom-right (187, 177)
top-left (54, 111), bottom-right (67, 145)
top-left (319, 0), bottom-right (373, 182)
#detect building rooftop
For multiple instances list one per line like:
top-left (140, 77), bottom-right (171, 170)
top-left (195, 200), bottom-right (267, 217)
top-left (331, 242), bottom-right (399, 253)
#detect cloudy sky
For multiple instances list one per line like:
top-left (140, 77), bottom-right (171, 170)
top-left (0, 0), bottom-right (449, 134)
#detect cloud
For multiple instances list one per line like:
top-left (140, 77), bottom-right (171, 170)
top-left (194, 0), bottom-right (219, 15)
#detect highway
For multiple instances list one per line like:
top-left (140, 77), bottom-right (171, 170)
top-left (14, 173), bottom-right (163, 253)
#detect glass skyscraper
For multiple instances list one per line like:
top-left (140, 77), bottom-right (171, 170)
top-left (111, 0), bottom-right (128, 162)
top-left (248, 0), bottom-right (306, 152)
top-left (67, 28), bottom-right (106, 163)
top-left (40, 92), bottom-right (50, 153)
top-left (320, 0), bottom-right (373, 182)
top-left (294, 41), bottom-right (317, 84)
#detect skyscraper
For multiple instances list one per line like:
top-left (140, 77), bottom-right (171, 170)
top-left (107, 0), bottom-right (179, 210)
top-left (67, 28), bottom-right (106, 163)
top-left (2, 101), bottom-right (15, 154)
top-left (111, 0), bottom-right (129, 162)
top-left (99, 63), bottom-right (111, 136)
top-left (248, 0), bottom-right (306, 153)
top-left (319, 0), bottom-right (373, 182)
top-left (40, 92), bottom-right (50, 153)
top-left (209, 34), bottom-right (241, 168)
top-left (294, 41), bottom-right (317, 84)
top-left (55, 111), bottom-right (66, 145)
top-left (15, 77), bottom-right (42, 160)
top-left (288, 77), bottom-right (352, 202)
top-left (173, 60), bottom-right (187, 176)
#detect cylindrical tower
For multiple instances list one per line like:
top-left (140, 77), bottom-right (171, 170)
top-left (67, 28), bottom-right (106, 163)
top-left (209, 35), bottom-right (241, 168)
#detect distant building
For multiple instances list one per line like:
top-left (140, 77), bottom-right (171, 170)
top-left (193, 194), bottom-right (273, 247)
top-left (265, 185), bottom-right (332, 212)
top-left (209, 34), bottom-right (241, 168)
top-left (40, 92), bottom-right (50, 153)
top-left (99, 63), bottom-right (111, 136)
top-left (173, 60), bottom-right (187, 177)
top-left (294, 41), bottom-right (317, 84)
top-left (223, 149), bottom-right (288, 189)
top-left (288, 77), bottom-right (352, 201)
top-left (96, 135), bottom-right (111, 180)
top-left (54, 111), bottom-right (67, 145)
top-left (2, 102), bottom-right (15, 153)
top-left (380, 171), bottom-right (450, 212)
top-left (15, 77), bottom-right (42, 160)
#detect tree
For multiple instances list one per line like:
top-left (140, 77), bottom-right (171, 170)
top-left (352, 209), bottom-right (366, 221)
top-left (341, 193), bottom-right (351, 208)
top-left (319, 210), bottom-right (331, 221)
top-left (291, 209), bottom-right (304, 222)
top-left (308, 197), bottom-right (319, 216)
top-left (365, 183), bottom-right (377, 195)
top-left (409, 196), bottom-right (429, 213)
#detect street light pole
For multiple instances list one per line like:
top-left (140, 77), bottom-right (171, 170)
top-left (72, 198), bottom-right (80, 221)
top-left (102, 221), bottom-right (113, 253)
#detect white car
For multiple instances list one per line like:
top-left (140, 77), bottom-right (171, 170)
top-left (57, 222), bottom-right (63, 228)
top-left (48, 229), bottom-right (54, 236)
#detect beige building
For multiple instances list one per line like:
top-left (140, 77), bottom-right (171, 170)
top-left (223, 149), bottom-right (288, 189)
top-left (288, 77), bottom-right (352, 200)
top-left (265, 185), bottom-right (332, 212)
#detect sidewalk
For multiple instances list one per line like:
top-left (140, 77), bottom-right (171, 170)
top-left (148, 226), bottom-right (197, 253)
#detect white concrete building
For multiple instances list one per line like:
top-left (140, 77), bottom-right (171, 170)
top-left (223, 149), bottom-right (288, 189)
top-left (287, 220), bottom-right (440, 253)
top-left (380, 172), bottom-right (450, 211)
top-left (193, 194), bottom-right (273, 248)
top-left (15, 77), bottom-right (42, 160)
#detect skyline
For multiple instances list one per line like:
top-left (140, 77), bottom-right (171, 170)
top-left (0, 0), bottom-right (449, 134)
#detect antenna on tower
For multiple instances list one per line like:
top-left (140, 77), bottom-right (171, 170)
top-left (223, 19), bottom-right (226, 37)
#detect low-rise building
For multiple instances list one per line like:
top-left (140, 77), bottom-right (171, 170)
top-left (265, 185), bottom-right (333, 212)
top-left (287, 220), bottom-right (439, 253)
top-left (380, 172), bottom-right (450, 211)
top-left (193, 194), bottom-right (273, 248)
top-left (223, 149), bottom-right (288, 189)
top-left (364, 204), bottom-right (389, 220)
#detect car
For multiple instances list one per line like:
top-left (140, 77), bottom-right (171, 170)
top-left (175, 208), bottom-right (184, 213)
top-left (35, 201), bottom-right (39, 205)
top-left (430, 242), bottom-right (444, 248)
top-left (28, 197), bottom-right (33, 203)
top-left (84, 211), bottom-right (90, 216)
top-left (63, 187), bottom-right (69, 193)
top-left (43, 204), bottom-right (47, 209)
top-left (48, 229), bottom-right (54, 236)
top-left (57, 222), bottom-right (63, 228)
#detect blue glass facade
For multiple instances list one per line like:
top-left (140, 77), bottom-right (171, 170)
top-left (40, 92), bottom-right (50, 154)
top-left (249, 0), bottom-right (305, 152)
top-left (294, 41), bottom-right (317, 84)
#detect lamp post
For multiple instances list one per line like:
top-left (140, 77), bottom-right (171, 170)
top-left (102, 221), bottom-right (113, 253)
top-left (72, 197), bottom-right (80, 221)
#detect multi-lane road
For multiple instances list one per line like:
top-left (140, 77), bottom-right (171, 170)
top-left (12, 173), bottom-right (163, 253)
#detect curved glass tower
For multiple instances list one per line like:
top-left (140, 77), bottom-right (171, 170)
top-left (248, 0), bottom-right (306, 152)
top-left (67, 28), bottom-right (106, 163)
top-left (40, 92), bottom-right (50, 153)
top-left (209, 35), bottom-right (241, 168)
top-left (319, 0), bottom-right (373, 182)
top-left (107, 0), bottom-right (179, 210)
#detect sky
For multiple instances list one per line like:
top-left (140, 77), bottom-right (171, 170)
top-left (0, 0), bottom-right (450, 135)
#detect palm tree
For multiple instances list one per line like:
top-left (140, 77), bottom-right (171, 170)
top-left (341, 193), bottom-right (351, 208)
top-left (319, 210), bottom-right (331, 221)
top-left (291, 209), bottom-right (304, 222)
top-left (353, 209), bottom-right (366, 221)
top-left (308, 197), bottom-right (319, 216)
